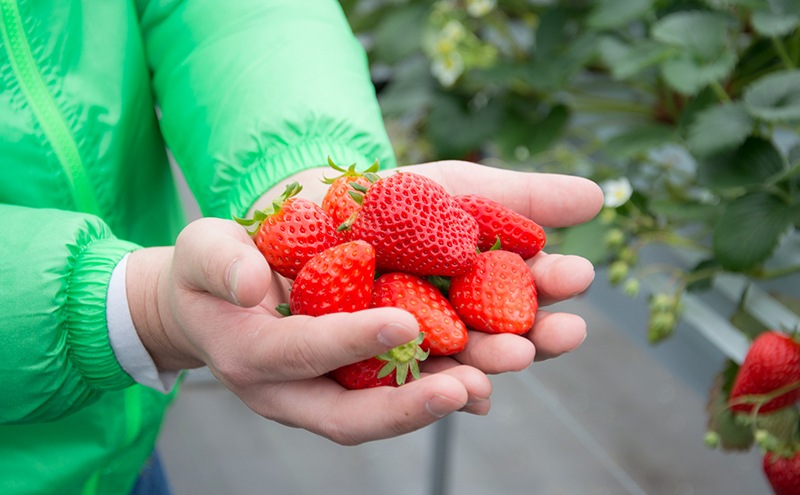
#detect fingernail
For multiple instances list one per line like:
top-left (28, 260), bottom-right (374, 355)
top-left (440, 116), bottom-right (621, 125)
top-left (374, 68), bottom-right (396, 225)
top-left (568, 333), bottom-right (587, 353)
top-left (377, 323), bottom-right (415, 347)
top-left (227, 259), bottom-right (242, 305)
top-left (426, 395), bottom-right (464, 418)
top-left (466, 394), bottom-right (489, 407)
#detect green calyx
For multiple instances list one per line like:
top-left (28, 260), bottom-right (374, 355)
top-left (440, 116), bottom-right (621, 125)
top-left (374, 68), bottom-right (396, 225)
top-left (321, 156), bottom-right (381, 185)
top-left (234, 181), bottom-right (303, 235)
top-left (376, 332), bottom-right (430, 386)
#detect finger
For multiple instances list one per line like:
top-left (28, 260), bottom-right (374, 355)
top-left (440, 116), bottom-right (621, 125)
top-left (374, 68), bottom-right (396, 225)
top-left (255, 373), bottom-right (469, 445)
top-left (528, 252), bottom-right (595, 306)
top-left (235, 307), bottom-right (420, 381)
top-left (530, 310), bottom-right (587, 362)
top-left (173, 218), bottom-right (272, 307)
top-left (451, 331), bottom-right (536, 375)
top-left (405, 161), bottom-right (604, 227)
top-left (418, 358), bottom-right (492, 415)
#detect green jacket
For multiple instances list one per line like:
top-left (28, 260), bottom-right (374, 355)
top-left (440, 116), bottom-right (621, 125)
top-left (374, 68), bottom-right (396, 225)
top-left (0, 0), bottom-right (395, 493)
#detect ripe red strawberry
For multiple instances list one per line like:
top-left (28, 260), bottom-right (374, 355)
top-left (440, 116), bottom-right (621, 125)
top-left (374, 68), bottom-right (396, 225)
top-left (454, 194), bottom-right (546, 258)
top-left (449, 250), bottom-right (538, 335)
top-left (347, 172), bottom-right (479, 277)
top-left (764, 448), bottom-right (800, 495)
top-left (289, 241), bottom-right (375, 317)
top-left (729, 331), bottom-right (800, 414)
top-left (235, 182), bottom-right (339, 279)
top-left (329, 333), bottom-right (428, 390)
top-left (321, 159), bottom-right (379, 242)
top-left (371, 272), bottom-right (469, 356)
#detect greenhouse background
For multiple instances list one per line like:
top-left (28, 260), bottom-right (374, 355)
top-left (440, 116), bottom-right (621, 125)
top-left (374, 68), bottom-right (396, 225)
top-left (157, 1), bottom-right (800, 494)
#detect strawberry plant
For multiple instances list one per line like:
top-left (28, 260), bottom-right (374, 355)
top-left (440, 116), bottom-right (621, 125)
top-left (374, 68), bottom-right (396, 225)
top-left (339, 0), bottom-right (800, 490)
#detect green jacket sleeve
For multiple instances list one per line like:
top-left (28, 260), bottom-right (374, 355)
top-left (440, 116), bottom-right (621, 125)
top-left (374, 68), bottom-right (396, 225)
top-left (0, 204), bottom-right (138, 424)
top-left (136, 0), bottom-right (397, 219)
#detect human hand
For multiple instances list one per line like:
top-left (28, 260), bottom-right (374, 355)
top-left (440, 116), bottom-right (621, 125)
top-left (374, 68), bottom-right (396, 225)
top-left (260, 160), bottom-right (604, 374)
top-left (127, 218), bottom-right (491, 445)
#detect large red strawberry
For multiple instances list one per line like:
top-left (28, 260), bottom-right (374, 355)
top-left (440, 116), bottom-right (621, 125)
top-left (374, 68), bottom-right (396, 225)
top-left (289, 241), bottom-right (375, 317)
top-left (346, 172), bottom-right (479, 277)
top-left (321, 158), bottom-right (379, 242)
top-left (454, 194), bottom-right (546, 258)
top-left (371, 272), bottom-right (469, 356)
top-left (764, 448), bottom-right (800, 495)
top-left (235, 182), bottom-right (339, 279)
top-left (729, 331), bottom-right (800, 414)
top-left (449, 250), bottom-right (538, 335)
top-left (329, 333), bottom-right (428, 390)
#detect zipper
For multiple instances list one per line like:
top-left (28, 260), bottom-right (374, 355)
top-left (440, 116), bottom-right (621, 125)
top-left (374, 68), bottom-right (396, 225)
top-left (0, 0), bottom-right (100, 215)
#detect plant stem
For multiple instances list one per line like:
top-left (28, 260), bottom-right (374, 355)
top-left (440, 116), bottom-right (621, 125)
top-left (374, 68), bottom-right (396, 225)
top-left (710, 80), bottom-right (732, 102)
top-left (772, 36), bottom-right (796, 70)
top-left (756, 264), bottom-right (800, 280)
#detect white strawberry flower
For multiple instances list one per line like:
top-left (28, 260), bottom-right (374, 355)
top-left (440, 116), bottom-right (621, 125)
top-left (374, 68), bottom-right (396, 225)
top-left (466, 0), bottom-right (496, 17)
top-left (431, 51), bottom-right (464, 87)
top-left (442, 20), bottom-right (466, 43)
top-left (601, 177), bottom-right (633, 208)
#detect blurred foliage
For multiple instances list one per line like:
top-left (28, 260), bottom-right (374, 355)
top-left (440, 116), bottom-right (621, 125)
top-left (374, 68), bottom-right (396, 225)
top-left (339, 0), bottom-right (800, 345)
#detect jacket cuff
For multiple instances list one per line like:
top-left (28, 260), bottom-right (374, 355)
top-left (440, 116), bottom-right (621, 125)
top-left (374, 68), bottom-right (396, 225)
top-left (227, 138), bottom-right (394, 218)
top-left (65, 238), bottom-right (141, 391)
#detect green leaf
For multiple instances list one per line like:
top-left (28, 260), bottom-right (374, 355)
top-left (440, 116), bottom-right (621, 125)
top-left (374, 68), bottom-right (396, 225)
top-left (523, 33), bottom-right (599, 91)
top-left (651, 11), bottom-right (732, 60)
top-left (556, 216), bottom-right (612, 265)
top-left (686, 259), bottom-right (720, 293)
top-left (373, 5), bottom-right (427, 64)
top-left (599, 37), bottom-right (677, 80)
top-left (713, 192), bottom-right (794, 271)
top-left (427, 92), bottom-right (503, 158)
top-left (751, 10), bottom-right (800, 37)
top-left (706, 362), bottom-right (755, 452)
top-left (378, 57), bottom-right (434, 117)
top-left (649, 199), bottom-right (723, 222)
top-left (498, 103), bottom-right (570, 159)
top-left (661, 51), bottom-right (738, 96)
top-left (587, 0), bottom-right (655, 30)
top-left (699, 137), bottom-right (785, 188)
top-left (605, 124), bottom-right (677, 158)
top-left (687, 102), bottom-right (755, 157)
top-left (743, 69), bottom-right (800, 122)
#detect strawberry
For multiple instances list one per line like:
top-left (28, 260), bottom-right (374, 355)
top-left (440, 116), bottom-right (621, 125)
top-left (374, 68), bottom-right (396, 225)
top-left (729, 331), bottom-right (800, 414)
top-left (321, 158), bottom-right (379, 241)
top-left (764, 448), bottom-right (800, 495)
top-left (449, 250), bottom-right (538, 335)
top-left (235, 182), bottom-right (339, 279)
top-left (371, 272), bottom-right (469, 356)
top-left (328, 333), bottom-right (428, 390)
top-left (289, 241), bottom-right (376, 317)
top-left (346, 172), bottom-right (479, 277)
top-left (454, 194), bottom-right (546, 258)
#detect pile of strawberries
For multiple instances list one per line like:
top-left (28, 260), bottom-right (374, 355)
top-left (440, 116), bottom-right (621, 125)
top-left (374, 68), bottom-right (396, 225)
top-left (237, 159), bottom-right (545, 390)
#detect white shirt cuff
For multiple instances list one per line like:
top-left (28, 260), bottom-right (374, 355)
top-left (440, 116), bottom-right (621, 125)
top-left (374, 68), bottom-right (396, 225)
top-left (107, 253), bottom-right (180, 394)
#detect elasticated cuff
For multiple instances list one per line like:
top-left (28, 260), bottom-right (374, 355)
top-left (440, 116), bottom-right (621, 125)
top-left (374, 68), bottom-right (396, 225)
top-left (227, 138), bottom-right (396, 218)
top-left (65, 238), bottom-right (141, 391)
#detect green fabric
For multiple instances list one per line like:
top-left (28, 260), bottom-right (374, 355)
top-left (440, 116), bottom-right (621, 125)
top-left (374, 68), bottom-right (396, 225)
top-left (0, 0), bottom-right (395, 493)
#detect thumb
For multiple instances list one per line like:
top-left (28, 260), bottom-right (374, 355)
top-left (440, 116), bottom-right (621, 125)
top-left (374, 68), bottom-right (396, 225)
top-left (173, 218), bottom-right (271, 307)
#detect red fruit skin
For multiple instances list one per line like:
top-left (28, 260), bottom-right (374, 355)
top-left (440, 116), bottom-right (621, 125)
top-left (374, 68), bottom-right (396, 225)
top-left (322, 175), bottom-right (372, 242)
top-left (729, 331), bottom-right (800, 414)
top-left (350, 172), bottom-right (479, 277)
top-left (449, 250), bottom-right (538, 335)
top-left (290, 241), bottom-right (376, 317)
top-left (255, 198), bottom-right (339, 279)
top-left (454, 194), bottom-right (546, 259)
top-left (764, 451), bottom-right (800, 495)
top-left (328, 357), bottom-right (397, 390)
top-left (371, 272), bottom-right (468, 356)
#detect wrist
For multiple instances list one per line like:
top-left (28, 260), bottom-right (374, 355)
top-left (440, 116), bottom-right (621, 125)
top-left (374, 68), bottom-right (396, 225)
top-left (127, 247), bottom-right (205, 371)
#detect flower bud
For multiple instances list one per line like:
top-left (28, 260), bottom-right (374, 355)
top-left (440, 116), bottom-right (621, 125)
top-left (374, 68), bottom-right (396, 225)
top-left (608, 261), bottom-right (629, 285)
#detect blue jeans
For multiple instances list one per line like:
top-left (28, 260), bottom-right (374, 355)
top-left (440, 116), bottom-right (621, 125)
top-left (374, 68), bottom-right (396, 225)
top-left (131, 451), bottom-right (171, 495)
